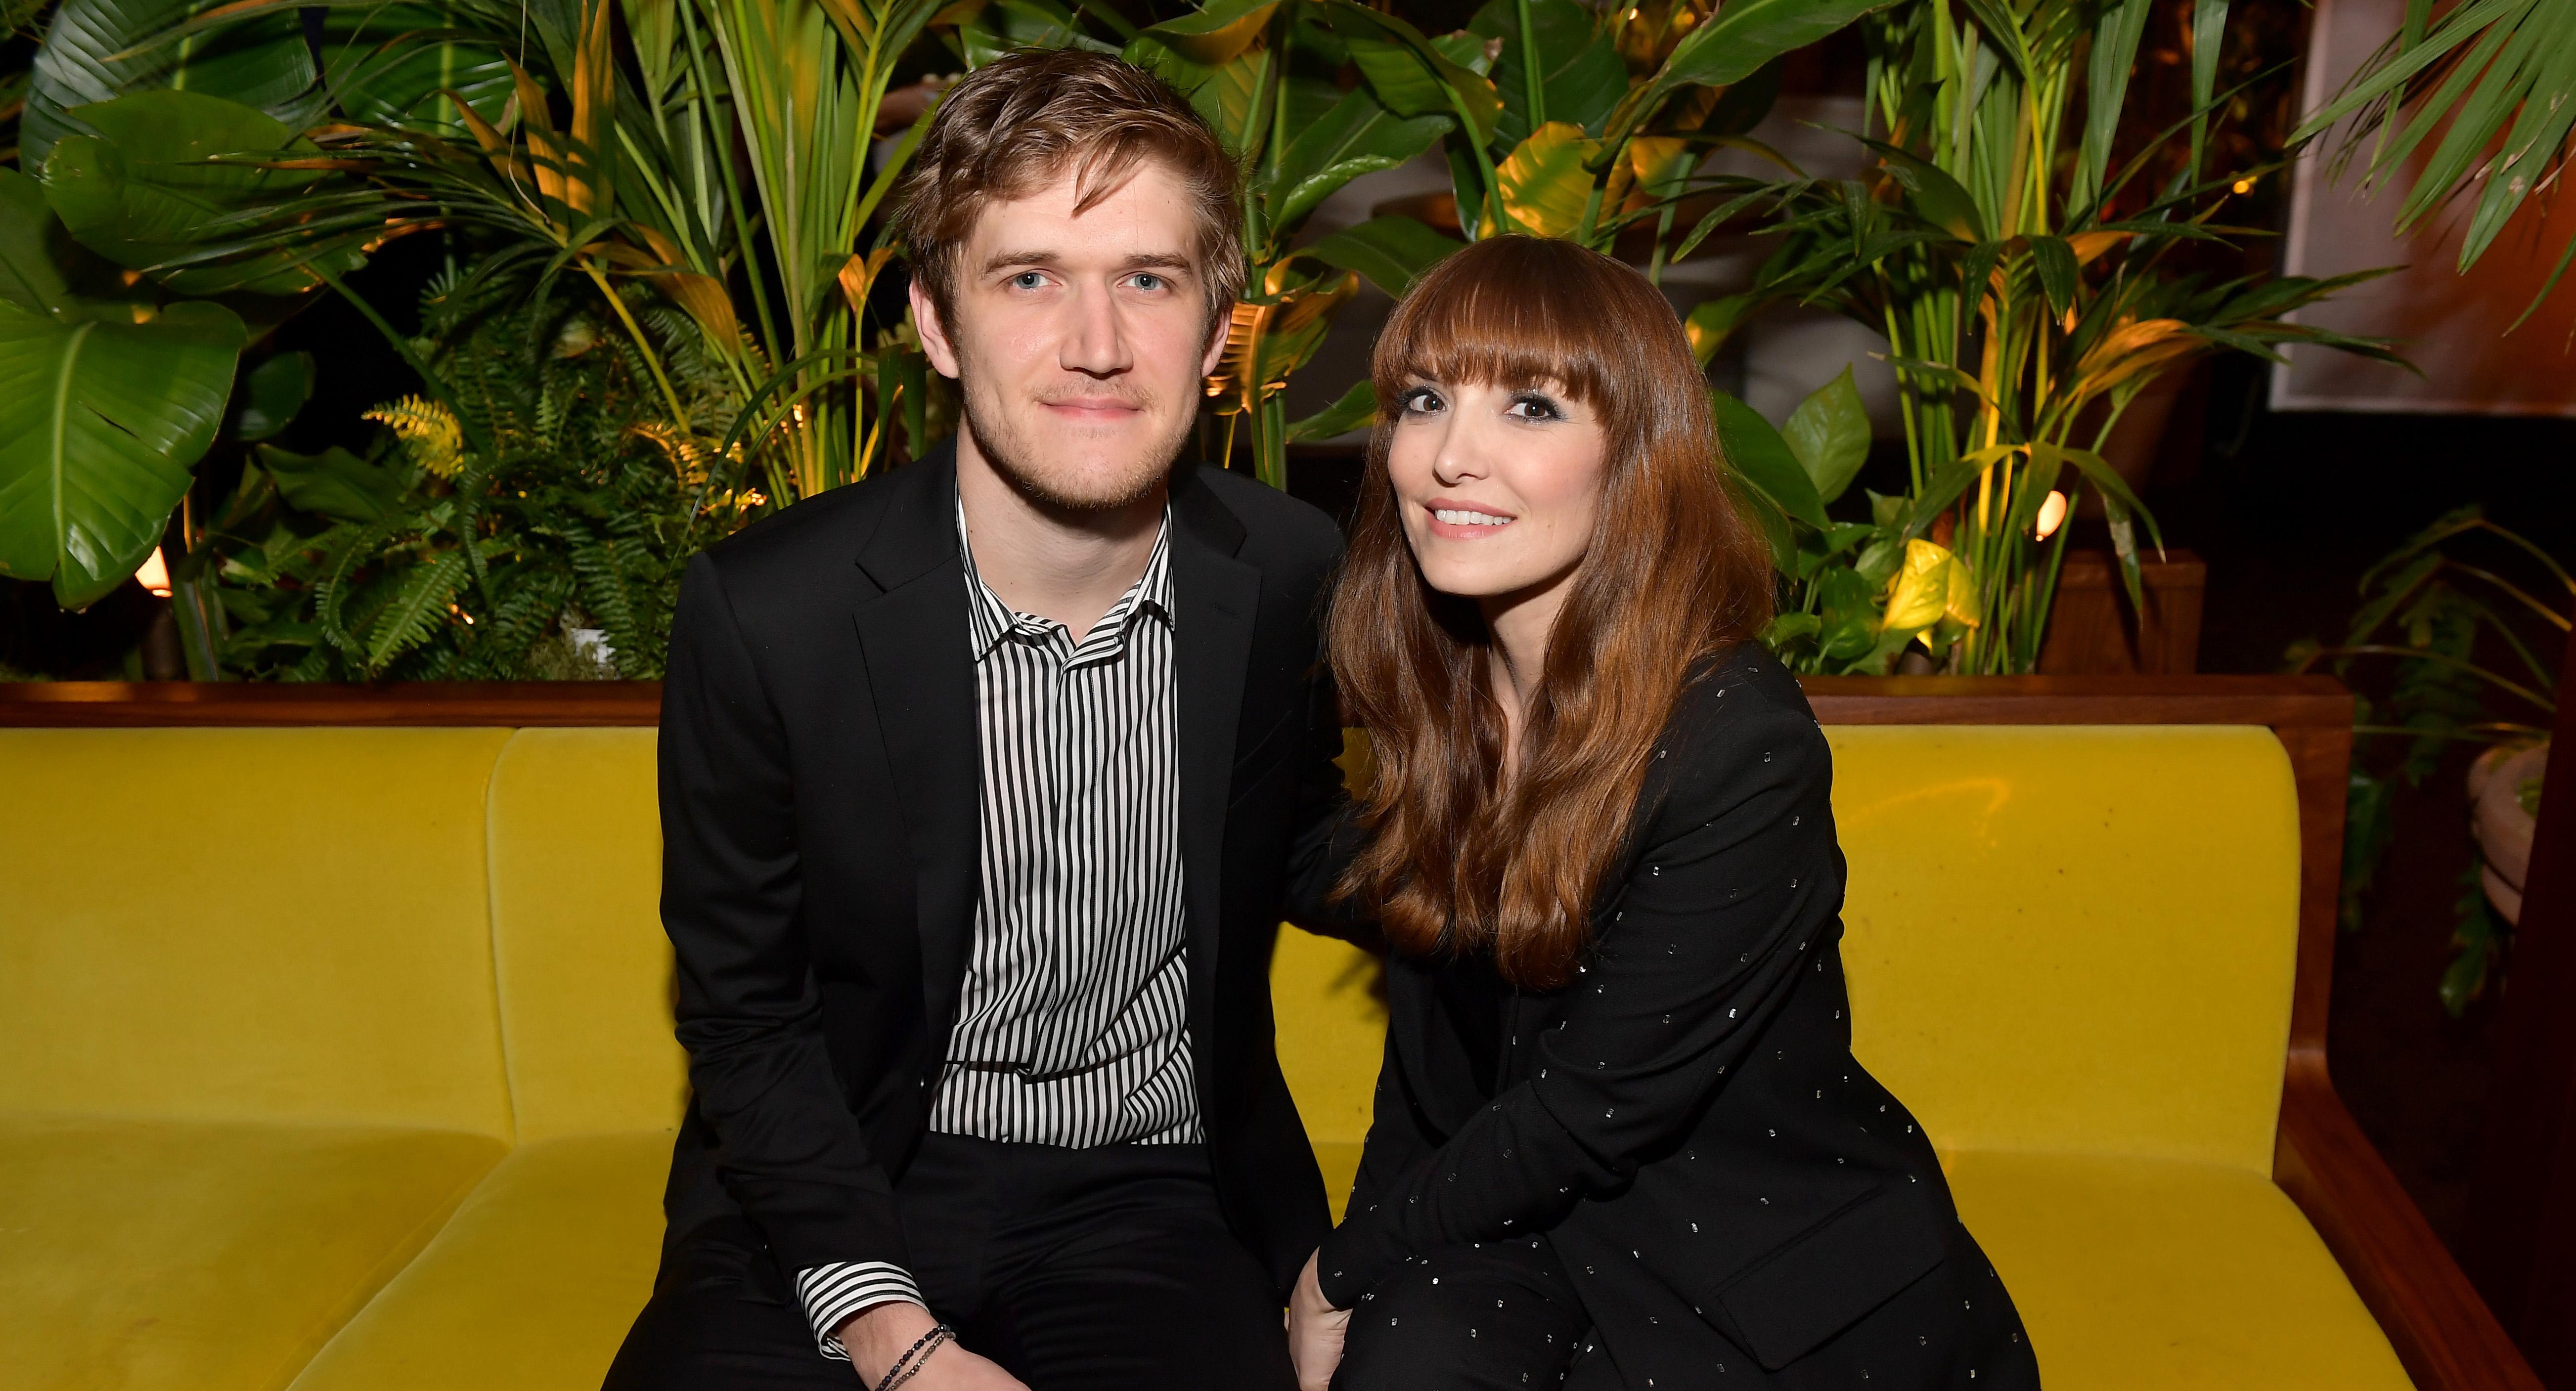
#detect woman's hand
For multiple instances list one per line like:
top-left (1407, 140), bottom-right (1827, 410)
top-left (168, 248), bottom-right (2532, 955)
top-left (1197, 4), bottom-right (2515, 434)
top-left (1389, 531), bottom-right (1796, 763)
top-left (1286, 1249), bottom-right (1350, 1391)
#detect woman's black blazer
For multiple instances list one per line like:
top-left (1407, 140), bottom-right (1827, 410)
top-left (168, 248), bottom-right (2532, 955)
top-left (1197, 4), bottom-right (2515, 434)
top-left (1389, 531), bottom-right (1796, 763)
top-left (1299, 645), bottom-right (1968, 1381)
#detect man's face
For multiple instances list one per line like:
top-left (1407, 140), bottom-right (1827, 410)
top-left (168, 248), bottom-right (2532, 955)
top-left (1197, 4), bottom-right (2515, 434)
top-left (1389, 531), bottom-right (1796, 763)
top-left (913, 160), bottom-right (1226, 511)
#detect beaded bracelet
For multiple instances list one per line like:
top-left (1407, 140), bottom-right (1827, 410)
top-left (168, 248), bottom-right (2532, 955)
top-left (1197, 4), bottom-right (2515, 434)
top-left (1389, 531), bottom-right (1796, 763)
top-left (876, 1323), bottom-right (956, 1391)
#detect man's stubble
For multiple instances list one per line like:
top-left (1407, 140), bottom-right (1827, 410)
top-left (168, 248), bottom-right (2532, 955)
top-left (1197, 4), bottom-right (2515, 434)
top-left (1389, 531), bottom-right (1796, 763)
top-left (956, 369), bottom-right (1198, 515)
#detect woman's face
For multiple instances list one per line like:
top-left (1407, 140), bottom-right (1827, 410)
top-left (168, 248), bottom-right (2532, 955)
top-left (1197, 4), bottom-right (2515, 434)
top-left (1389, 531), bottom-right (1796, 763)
top-left (1387, 376), bottom-right (1610, 605)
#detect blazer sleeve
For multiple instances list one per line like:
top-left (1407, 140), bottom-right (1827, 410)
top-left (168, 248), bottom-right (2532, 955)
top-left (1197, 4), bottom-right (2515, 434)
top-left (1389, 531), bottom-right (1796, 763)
top-left (660, 553), bottom-right (911, 1280)
top-left (1314, 679), bottom-right (1837, 1308)
top-left (1282, 656), bottom-right (1373, 946)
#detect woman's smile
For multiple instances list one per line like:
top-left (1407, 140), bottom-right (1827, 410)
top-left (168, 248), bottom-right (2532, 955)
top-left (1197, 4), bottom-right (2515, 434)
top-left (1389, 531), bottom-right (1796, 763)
top-left (1425, 498), bottom-right (1518, 537)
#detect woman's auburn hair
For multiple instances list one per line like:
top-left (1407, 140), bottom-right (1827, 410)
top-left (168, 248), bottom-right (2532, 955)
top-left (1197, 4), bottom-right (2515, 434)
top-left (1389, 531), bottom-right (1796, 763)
top-left (1327, 235), bottom-right (1776, 991)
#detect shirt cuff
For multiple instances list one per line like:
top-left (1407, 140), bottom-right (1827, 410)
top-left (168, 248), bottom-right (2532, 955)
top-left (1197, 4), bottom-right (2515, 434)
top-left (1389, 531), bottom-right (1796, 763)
top-left (795, 1261), bottom-right (927, 1361)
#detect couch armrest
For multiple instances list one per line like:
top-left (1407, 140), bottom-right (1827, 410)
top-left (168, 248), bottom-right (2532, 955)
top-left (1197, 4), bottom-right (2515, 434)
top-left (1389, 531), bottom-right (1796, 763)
top-left (2276, 1052), bottom-right (2539, 1391)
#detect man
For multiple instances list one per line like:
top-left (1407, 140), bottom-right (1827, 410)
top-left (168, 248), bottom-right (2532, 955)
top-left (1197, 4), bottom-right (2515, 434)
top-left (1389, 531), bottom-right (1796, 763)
top-left (604, 48), bottom-right (1345, 1391)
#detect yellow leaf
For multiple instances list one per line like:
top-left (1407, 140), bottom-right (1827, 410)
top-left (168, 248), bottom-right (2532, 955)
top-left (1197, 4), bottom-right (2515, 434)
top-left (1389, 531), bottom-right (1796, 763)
top-left (1943, 550), bottom-right (1981, 628)
top-left (442, 87), bottom-right (533, 194)
top-left (1620, 135), bottom-right (1693, 214)
top-left (567, 0), bottom-right (617, 217)
top-left (2066, 231), bottom-right (2129, 266)
top-left (365, 396), bottom-right (467, 478)
top-left (1498, 122), bottom-right (1601, 240)
top-left (1203, 270), bottom-right (1357, 413)
top-left (1882, 538), bottom-right (1959, 633)
top-left (837, 247), bottom-right (897, 318)
top-left (1153, 1), bottom-right (1280, 64)
top-left (2068, 318), bottom-right (2198, 405)
top-left (499, 61), bottom-right (584, 235)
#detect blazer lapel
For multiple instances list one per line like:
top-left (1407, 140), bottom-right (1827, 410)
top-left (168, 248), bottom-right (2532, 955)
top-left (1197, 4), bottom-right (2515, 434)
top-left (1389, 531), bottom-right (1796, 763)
top-left (848, 447), bottom-right (981, 1041)
top-left (1168, 465), bottom-right (1259, 1041)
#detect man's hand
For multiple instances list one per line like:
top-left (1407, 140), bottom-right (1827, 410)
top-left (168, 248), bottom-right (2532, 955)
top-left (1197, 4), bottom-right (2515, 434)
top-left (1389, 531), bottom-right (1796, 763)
top-left (835, 1304), bottom-right (1028, 1390)
top-left (1285, 1249), bottom-right (1350, 1391)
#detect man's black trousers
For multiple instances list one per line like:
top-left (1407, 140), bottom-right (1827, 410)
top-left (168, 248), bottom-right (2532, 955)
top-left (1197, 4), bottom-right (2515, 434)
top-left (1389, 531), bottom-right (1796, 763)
top-left (603, 1134), bottom-right (1298, 1391)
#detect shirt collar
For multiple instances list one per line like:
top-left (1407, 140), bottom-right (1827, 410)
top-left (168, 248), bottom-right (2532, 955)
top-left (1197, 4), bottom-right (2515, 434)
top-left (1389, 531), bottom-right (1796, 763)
top-left (957, 495), bottom-right (1174, 662)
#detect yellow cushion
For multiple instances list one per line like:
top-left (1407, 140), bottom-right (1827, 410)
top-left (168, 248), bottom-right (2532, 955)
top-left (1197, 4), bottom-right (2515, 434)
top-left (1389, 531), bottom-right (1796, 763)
top-left (0, 1115), bottom-right (501, 1391)
top-left (1944, 1149), bottom-right (2410, 1389)
top-left (0, 729), bottom-right (516, 1136)
top-left (287, 1131), bottom-right (671, 1391)
top-left (484, 730), bottom-right (689, 1141)
top-left (1272, 928), bottom-right (1383, 1220)
top-left (1832, 726), bottom-right (2303, 1174)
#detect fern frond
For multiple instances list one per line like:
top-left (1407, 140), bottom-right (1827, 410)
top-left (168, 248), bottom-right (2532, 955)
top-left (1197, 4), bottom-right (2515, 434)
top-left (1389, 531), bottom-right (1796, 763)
top-left (365, 551), bottom-right (472, 672)
top-left (630, 421), bottom-right (709, 484)
top-left (365, 397), bottom-right (469, 478)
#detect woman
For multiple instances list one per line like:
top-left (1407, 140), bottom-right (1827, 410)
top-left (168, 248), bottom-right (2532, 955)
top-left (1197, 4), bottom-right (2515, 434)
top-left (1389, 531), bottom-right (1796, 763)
top-left (1284, 236), bottom-right (2039, 1391)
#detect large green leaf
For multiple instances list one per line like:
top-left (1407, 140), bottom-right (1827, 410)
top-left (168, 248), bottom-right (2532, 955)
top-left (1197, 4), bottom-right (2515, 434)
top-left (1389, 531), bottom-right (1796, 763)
top-left (321, 6), bottom-right (519, 137)
top-left (1134, 0), bottom-right (1276, 64)
top-left (0, 297), bottom-right (247, 607)
top-left (229, 349), bottom-right (313, 441)
top-left (1320, 0), bottom-right (1501, 144)
top-left (1865, 137), bottom-right (1986, 242)
top-left (1286, 377), bottom-right (1376, 442)
top-left (23, 0), bottom-right (318, 168)
top-left (1122, 31), bottom-right (1268, 152)
top-left (1781, 365), bottom-right (1868, 504)
top-left (1495, 121), bottom-right (1598, 239)
top-left (42, 89), bottom-right (362, 296)
top-left (1470, 0), bottom-right (1628, 147)
top-left (1266, 85), bottom-right (1452, 234)
top-left (0, 169), bottom-right (78, 316)
top-left (0, 166), bottom-right (161, 321)
top-left (1711, 388), bottom-right (1828, 529)
top-left (1296, 214), bottom-right (1465, 296)
top-left (1630, 0), bottom-right (1894, 141)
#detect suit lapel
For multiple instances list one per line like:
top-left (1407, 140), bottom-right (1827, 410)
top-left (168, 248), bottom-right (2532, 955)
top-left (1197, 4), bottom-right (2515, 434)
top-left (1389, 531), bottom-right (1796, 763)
top-left (848, 447), bottom-right (981, 1040)
top-left (1168, 465), bottom-right (1259, 1041)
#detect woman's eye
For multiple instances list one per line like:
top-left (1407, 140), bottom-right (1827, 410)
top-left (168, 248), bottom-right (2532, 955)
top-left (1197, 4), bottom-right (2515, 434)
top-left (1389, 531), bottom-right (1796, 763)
top-left (1400, 388), bottom-right (1445, 415)
top-left (1507, 393), bottom-right (1564, 422)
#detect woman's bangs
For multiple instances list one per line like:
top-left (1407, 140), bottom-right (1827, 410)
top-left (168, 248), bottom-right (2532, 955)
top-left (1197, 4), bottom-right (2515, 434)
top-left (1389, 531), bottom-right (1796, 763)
top-left (1373, 259), bottom-right (1615, 410)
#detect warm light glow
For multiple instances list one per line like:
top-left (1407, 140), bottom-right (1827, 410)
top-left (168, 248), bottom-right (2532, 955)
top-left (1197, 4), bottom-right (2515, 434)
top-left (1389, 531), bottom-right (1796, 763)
top-left (743, 489), bottom-right (768, 506)
top-left (2034, 490), bottom-right (2070, 541)
top-left (134, 547), bottom-right (172, 597)
top-left (2231, 178), bottom-right (2255, 194)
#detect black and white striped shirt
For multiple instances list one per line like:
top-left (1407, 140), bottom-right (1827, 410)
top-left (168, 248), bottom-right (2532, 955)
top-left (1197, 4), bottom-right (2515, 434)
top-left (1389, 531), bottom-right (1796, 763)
top-left (797, 500), bottom-right (1197, 1358)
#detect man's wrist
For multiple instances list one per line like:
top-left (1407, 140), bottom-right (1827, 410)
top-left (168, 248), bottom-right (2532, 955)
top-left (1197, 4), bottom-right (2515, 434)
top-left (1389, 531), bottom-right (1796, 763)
top-left (837, 1301), bottom-right (940, 1383)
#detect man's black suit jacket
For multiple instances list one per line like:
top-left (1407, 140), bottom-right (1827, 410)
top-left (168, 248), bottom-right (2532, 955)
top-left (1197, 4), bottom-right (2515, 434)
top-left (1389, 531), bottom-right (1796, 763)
top-left (654, 444), bottom-right (1346, 1302)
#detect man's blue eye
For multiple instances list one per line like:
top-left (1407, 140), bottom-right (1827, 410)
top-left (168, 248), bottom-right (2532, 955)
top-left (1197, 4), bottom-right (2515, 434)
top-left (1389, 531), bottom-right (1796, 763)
top-left (1133, 273), bottom-right (1164, 291)
top-left (1012, 272), bottom-right (1045, 289)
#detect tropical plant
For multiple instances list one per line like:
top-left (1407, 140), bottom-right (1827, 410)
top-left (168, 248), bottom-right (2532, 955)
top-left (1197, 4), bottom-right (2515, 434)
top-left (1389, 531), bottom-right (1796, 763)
top-left (188, 257), bottom-right (746, 679)
top-left (0, 163), bottom-right (246, 609)
top-left (1113, 0), bottom-right (1473, 486)
top-left (1681, 0), bottom-right (2404, 674)
top-left (970, 0), bottom-right (1893, 487)
top-left (2287, 506), bottom-right (2570, 1014)
top-left (6, 0), bottom-right (948, 620)
top-left (1452, 0), bottom-right (1887, 265)
top-left (2291, 0), bottom-right (2576, 321)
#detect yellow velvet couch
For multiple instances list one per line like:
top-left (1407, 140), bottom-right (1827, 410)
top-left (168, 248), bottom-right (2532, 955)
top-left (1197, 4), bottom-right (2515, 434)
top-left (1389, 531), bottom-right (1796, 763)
top-left (0, 678), bottom-right (2532, 1390)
